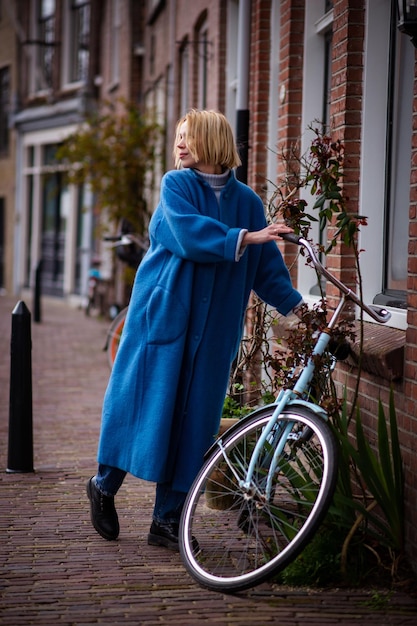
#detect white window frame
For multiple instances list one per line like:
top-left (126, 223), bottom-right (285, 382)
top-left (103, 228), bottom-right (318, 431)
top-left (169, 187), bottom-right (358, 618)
top-left (299, 0), bottom-right (332, 299)
top-left (300, 0), bottom-right (408, 330)
top-left (110, 0), bottom-right (122, 88)
top-left (61, 0), bottom-right (90, 91)
top-left (359, 0), bottom-right (409, 330)
top-left (29, 0), bottom-right (56, 95)
top-left (17, 125), bottom-right (92, 299)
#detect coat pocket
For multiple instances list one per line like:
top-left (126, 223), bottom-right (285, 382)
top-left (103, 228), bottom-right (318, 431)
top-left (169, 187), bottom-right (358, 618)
top-left (146, 285), bottom-right (188, 344)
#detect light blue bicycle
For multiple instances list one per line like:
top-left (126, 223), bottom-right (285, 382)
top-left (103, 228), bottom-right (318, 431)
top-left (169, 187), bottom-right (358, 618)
top-left (179, 233), bottom-right (391, 592)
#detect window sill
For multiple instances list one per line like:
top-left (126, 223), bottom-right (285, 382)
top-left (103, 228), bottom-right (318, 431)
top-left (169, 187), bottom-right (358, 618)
top-left (346, 321), bottom-right (405, 382)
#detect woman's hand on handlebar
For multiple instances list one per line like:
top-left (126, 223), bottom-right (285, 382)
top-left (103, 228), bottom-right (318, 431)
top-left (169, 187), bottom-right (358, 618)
top-left (242, 224), bottom-right (294, 246)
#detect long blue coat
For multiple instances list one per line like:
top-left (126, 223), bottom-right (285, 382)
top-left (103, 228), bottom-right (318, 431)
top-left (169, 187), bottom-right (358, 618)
top-left (97, 168), bottom-right (302, 492)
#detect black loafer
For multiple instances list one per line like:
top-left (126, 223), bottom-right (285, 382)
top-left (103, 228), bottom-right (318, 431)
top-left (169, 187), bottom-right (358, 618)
top-left (147, 520), bottom-right (200, 553)
top-left (147, 520), bottom-right (179, 551)
top-left (86, 477), bottom-right (119, 540)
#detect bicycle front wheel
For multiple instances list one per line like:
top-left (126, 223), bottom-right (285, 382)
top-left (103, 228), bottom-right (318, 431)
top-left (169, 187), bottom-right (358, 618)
top-left (179, 405), bottom-right (338, 592)
top-left (105, 307), bottom-right (127, 368)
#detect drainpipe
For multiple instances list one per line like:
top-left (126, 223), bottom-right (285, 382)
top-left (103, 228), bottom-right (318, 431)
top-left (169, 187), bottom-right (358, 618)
top-left (235, 0), bottom-right (251, 184)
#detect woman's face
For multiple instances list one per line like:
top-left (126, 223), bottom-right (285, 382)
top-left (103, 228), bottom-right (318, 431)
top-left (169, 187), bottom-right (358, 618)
top-left (176, 122), bottom-right (197, 169)
top-left (176, 121), bottom-right (221, 174)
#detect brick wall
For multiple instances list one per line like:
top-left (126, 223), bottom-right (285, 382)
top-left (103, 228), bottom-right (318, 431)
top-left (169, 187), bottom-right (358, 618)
top-left (267, 0), bottom-right (417, 569)
top-left (328, 0), bottom-right (364, 293)
top-left (136, 0), bottom-right (417, 567)
top-left (247, 0), bottom-right (271, 199)
top-left (276, 0), bottom-right (305, 285)
top-left (330, 0), bottom-right (417, 568)
top-left (277, 0), bottom-right (304, 157)
top-left (402, 52), bottom-right (417, 565)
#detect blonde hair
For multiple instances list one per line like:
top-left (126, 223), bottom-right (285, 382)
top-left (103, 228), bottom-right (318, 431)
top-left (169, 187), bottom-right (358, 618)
top-left (173, 109), bottom-right (242, 169)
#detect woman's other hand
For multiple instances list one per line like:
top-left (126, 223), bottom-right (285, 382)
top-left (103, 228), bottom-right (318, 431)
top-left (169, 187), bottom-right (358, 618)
top-left (242, 224), bottom-right (294, 246)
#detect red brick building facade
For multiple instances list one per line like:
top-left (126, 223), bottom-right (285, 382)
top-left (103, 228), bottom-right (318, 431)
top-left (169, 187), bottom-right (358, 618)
top-left (141, 0), bottom-right (417, 570)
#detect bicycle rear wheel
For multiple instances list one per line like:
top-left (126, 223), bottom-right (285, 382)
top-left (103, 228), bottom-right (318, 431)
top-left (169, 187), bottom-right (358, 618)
top-left (105, 307), bottom-right (127, 368)
top-left (179, 405), bottom-right (338, 592)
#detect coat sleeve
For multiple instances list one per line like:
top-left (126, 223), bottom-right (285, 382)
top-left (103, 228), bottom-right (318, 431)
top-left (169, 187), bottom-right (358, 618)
top-left (252, 241), bottom-right (303, 316)
top-left (152, 172), bottom-right (242, 263)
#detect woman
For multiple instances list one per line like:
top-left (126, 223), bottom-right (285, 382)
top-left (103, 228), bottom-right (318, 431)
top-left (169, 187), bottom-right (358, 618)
top-left (87, 109), bottom-right (303, 550)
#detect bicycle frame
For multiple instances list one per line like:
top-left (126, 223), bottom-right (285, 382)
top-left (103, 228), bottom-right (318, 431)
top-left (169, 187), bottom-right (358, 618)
top-left (231, 234), bottom-right (391, 500)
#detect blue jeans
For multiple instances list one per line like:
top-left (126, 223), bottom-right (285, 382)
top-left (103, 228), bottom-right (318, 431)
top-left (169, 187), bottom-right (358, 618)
top-left (95, 463), bottom-right (126, 497)
top-left (95, 464), bottom-right (186, 524)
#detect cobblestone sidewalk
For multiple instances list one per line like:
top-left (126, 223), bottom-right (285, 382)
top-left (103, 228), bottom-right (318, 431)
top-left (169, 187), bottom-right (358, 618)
top-left (0, 294), bottom-right (416, 625)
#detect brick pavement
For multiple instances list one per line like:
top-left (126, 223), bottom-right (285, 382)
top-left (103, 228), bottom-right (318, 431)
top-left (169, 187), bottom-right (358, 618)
top-left (1, 293), bottom-right (417, 626)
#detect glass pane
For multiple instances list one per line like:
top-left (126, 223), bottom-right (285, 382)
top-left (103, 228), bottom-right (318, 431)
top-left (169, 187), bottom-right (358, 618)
top-left (41, 172), bottom-right (65, 296)
top-left (0, 66), bottom-right (10, 154)
top-left (40, 0), bottom-right (55, 18)
top-left (386, 34), bottom-right (414, 293)
top-left (26, 175), bottom-right (34, 288)
top-left (310, 25), bottom-right (333, 296)
top-left (43, 143), bottom-right (59, 165)
top-left (180, 44), bottom-right (189, 114)
top-left (70, 1), bottom-right (90, 82)
top-left (27, 146), bottom-right (35, 167)
top-left (37, 0), bottom-right (55, 89)
top-left (0, 199), bottom-right (4, 289)
top-left (198, 27), bottom-right (208, 109)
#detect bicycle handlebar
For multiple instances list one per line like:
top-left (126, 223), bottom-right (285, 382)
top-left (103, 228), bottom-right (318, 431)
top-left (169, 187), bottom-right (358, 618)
top-left (104, 233), bottom-right (149, 251)
top-left (280, 232), bottom-right (391, 324)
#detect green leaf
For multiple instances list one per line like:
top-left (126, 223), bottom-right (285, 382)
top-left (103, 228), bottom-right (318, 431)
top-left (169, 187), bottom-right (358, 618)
top-left (312, 194), bottom-right (326, 210)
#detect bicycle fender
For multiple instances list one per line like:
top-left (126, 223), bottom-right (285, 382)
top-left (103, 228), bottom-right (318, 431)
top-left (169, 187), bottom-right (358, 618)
top-left (283, 398), bottom-right (329, 421)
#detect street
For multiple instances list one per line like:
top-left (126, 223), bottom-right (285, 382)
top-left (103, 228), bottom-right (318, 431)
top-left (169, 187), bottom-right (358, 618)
top-left (0, 294), bottom-right (416, 626)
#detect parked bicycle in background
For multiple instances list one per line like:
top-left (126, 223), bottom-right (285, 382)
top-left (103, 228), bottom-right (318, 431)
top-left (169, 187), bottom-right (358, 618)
top-left (103, 221), bottom-right (149, 367)
top-left (85, 258), bottom-right (106, 317)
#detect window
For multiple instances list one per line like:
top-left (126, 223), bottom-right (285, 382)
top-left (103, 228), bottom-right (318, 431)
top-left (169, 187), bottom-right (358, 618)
top-left (149, 33), bottom-right (155, 77)
top-left (0, 198), bottom-right (4, 290)
top-left (322, 29), bottom-right (332, 131)
top-left (373, 6), bottom-right (413, 309)
top-left (311, 21), bottom-right (333, 296)
top-left (225, 0), bottom-right (238, 127)
top-left (110, 0), bottom-right (122, 85)
top-left (69, 0), bottom-right (90, 83)
top-left (266, 0), bottom-right (280, 192)
top-left (195, 18), bottom-right (209, 109)
top-left (24, 143), bottom-right (67, 295)
top-left (20, 130), bottom-right (95, 299)
top-left (300, 1), bottom-right (409, 328)
top-left (25, 170), bottom-right (33, 288)
top-left (62, 0), bottom-right (90, 86)
top-left (0, 66), bottom-right (10, 156)
top-left (359, 0), bottom-right (412, 328)
top-left (179, 40), bottom-right (190, 115)
top-left (299, 0), bottom-right (334, 297)
top-left (40, 144), bottom-right (66, 296)
top-left (34, 0), bottom-right (56, 91)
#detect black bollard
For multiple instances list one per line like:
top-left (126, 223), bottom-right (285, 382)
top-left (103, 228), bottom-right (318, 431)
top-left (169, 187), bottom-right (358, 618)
top-left (34, 259), bottom-right (42, 323)
top-left (7, 301), bottom-right (34, 473)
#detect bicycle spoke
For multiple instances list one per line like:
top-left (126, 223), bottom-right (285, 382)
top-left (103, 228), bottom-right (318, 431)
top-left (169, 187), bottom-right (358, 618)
top-left (180, 407), bottom-right (337, 591)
